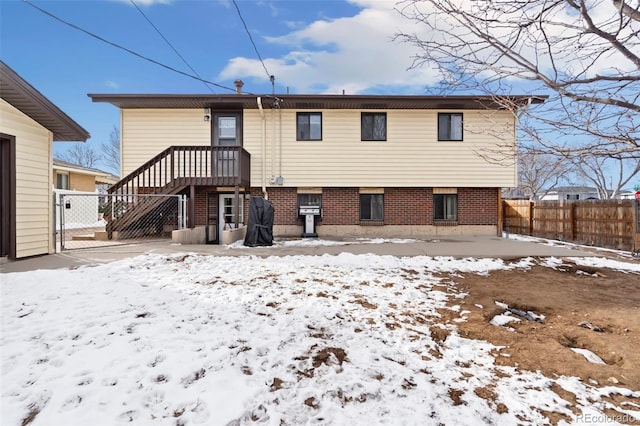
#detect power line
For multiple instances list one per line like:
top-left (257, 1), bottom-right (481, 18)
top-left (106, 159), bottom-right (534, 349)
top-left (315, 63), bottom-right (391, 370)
top-left (231, 0), bottom-right (272, 82)
top-left (21, 0), bottom-right (239, 94)
top-left (129, 0), bottom-right (214, 93)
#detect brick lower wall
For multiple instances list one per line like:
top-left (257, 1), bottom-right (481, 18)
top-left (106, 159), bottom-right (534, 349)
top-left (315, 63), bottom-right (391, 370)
top-left (190, 186), bottom-right (497, 234)
top-left (245, 187), bottom-right (498, 226)
top-left (385, 188), bottom-right (433, 225)
top-left (251, 187), bottom-right (298, 225)
top-left (322, 187), bottom-right (360, 225)
top-left (457, 187), bottom-right (498, 225)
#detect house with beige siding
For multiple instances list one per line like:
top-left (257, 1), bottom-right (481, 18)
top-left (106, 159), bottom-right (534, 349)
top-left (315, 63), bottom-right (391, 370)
top-left (1, 61), bottom-right (89, 259)
top-left (89, 91), bottom-right (545, 243)
top-left (53, 158), bottom-right (118, 192)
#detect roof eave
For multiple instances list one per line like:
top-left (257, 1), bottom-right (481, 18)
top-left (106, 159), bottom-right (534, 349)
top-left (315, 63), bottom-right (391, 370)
top-left (1, 61), bottom-right (90, 142)
top-left (88, 93), bottom-right (548, 110)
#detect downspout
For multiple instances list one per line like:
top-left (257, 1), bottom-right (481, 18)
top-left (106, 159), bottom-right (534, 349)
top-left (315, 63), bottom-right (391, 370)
top-left (279, 105), bottom-right (283, 180)
top-left (271, 107), bottom-right (276, 183)
top-left (257, 97), bottom-right (268, 199)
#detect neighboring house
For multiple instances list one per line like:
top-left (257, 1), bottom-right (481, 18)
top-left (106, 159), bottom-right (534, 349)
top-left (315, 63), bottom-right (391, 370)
top-left (53, 158), bottom-right (118, 191)
top-left (501, 187), bottom-right (530, 200)
top-left (89, 91), bottom-right (545, 243)
top-left (540, 186), bottom-right (603, 201)
top-left (1, 61), bottom-right (89, 259)
top-left (619, 189), bottom-right (637, 200)
top-left (52, 160), bottom-right (118, 231)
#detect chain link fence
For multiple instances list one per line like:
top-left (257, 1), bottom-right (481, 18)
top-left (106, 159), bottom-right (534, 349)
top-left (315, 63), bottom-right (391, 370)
top-left (55, 191), bottom-right (186, 251)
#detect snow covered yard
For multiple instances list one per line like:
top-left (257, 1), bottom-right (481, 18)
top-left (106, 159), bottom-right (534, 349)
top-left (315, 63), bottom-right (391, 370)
top-left (2, 252), bottom-right (639, 425)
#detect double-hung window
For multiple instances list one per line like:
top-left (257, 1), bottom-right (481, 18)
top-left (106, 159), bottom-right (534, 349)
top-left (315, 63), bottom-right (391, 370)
top-left (434, 193), bottom-right (458, 221)
top-left (361, 112), bottom-right (387, 141)
top-left (56, 173), bottom-right (69, 190)
top-left (360, 194), bottom-right (384, 221)
top-left (297, 112), bottom-right (322, 141)
top-left (438, 113), bottom-right (463, 141)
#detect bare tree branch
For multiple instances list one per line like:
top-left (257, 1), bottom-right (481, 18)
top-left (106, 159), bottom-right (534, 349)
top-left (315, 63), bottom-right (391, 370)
top-left (101, 125), bottom-right (120, 176)
top-left (55, 144), bottom-right (101, 168)
top-left (613, 0), bottom-right (640, 21)
top-left (518, 148), bottom-right (571, 199)
top-left (396, 0), bottom-right (640, 159)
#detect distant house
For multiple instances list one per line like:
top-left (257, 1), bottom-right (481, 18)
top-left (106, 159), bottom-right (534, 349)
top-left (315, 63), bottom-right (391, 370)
top-left (90, 91), bottom-right (545, 243)
top-left (502, 187), bottom-right (530, 200)
top-left (619, 189), bottom-right (637, 200)
top-left (53, 158), bottom-right (118, 192)
top-left (1, 61), bottom-right (89, 259)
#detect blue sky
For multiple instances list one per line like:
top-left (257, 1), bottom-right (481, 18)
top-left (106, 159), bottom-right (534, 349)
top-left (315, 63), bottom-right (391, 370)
top-left (1, 0), bottom-right (445, 174)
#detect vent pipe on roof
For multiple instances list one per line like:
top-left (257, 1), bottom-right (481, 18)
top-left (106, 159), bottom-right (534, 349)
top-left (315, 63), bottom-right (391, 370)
top-left (234, 80), bottom-right (244, 94)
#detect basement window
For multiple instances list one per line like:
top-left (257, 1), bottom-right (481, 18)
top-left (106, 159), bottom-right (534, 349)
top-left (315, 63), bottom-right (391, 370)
top-left (434, 193), bottom-right (458, 221)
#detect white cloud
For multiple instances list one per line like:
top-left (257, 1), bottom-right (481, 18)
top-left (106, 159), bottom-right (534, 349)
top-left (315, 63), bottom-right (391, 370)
top-left (219, 0), bottom-right (638, 95)
top-left (104, 80), bottom-right (119, 89)
top-left (219, 1), bottom-right (440, 94)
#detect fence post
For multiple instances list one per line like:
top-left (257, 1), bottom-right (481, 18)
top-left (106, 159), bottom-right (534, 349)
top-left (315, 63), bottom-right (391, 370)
top-left (497, 191), bottom-right (503, 236)
top-left (179, 195), bottom-right (187, 229)
top-left (59, 193), bottom-right (65, 251)
top-left (177, 195), bottom-right (182, 230)
top-left (568, 202), bottom-right (576, 241)
top-left (633, 200), bottom-right (639, 253)
top-left (53, 192), bottom-right (57, 253)
top-left (528, 201), bottom-right (534, 236)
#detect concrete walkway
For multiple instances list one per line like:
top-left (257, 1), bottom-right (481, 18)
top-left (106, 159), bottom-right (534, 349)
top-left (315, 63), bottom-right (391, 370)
top-left (0, 235), bottom-right (599, 274)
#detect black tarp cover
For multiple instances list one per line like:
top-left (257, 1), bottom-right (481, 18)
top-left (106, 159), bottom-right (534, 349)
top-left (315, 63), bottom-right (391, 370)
top-left (243, 196), bottom-right (274, 247)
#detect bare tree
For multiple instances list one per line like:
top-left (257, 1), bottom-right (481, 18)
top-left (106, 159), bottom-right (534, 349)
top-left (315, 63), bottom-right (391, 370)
top-left (570, 156), bottom-right (640, 198)
top-left (395, 0), bottom-right (640, 159)
top-left (518, 149), bottom-right (571, 200)
top-left (101, 125), bottom-right (120, 176)
top-left (55, 143), bottom-right (101, 168)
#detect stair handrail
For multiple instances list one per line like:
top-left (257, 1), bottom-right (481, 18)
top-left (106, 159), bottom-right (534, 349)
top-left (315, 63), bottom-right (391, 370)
top-left (108, 146), bottom-right (175, 195)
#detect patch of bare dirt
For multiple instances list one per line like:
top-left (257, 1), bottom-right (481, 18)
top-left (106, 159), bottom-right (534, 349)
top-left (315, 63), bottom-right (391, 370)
top-left (312, 347), bottom-right (347, 368)
top-left (448, 262), bottom-right (640, 402)
top-left (20, 406), bottom-right (39, 426)
top-left (448, 388), bottom-right (465, 406)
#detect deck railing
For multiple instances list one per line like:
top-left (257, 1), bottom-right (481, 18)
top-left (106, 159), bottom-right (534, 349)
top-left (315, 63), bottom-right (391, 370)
top-left (108, 145), bottom-right (251, 196)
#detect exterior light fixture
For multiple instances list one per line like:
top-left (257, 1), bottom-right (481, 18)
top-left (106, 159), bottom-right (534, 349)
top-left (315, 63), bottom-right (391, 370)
top-left (204, 108), bottom-right (211, 122)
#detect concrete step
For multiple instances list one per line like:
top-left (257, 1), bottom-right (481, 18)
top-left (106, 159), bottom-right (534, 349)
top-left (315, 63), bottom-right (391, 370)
top-left (71, 234), bottom-right (96, 241)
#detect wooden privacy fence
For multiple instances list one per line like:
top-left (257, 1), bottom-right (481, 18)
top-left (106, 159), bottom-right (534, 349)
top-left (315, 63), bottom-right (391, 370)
top-left (503, 199), bottom-right (640, 252)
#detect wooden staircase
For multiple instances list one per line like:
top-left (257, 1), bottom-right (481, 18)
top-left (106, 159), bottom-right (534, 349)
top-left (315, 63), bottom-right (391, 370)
top-left (106, 145), bottom-right (251, 237)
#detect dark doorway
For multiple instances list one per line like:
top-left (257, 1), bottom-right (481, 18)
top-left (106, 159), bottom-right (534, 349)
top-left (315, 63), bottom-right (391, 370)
top-left (206, 192), bottom-right (218, 244)
top-left (0, 134), bottom-right (16, 258)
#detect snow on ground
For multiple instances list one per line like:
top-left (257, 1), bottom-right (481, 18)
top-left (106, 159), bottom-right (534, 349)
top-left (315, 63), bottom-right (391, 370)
top-left (227, 237), bottom-right (422, 249)
top-left (2, 253), bottom-right (639, 426)
top-left (504, 233), bottom-right (639, 259)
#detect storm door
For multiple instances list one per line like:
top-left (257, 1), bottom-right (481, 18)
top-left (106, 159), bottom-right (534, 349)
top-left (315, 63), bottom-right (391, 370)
top-left (213, 113), bottom-right (241, 177)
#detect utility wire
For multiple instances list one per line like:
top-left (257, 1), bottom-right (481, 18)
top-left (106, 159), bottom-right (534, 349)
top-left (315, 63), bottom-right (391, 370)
top-left (21, 0), bottom-right (239, 94)
top-left (231, 0), bottom-right (272, 81)
top-left (129, 0), bottom-right (214, 93)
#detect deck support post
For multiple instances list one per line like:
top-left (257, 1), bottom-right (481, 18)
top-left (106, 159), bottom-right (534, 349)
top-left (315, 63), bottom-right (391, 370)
top-left (234, 185), bottom-right (240, 229)
top-left (189, 185), bottom-right (196, 229)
